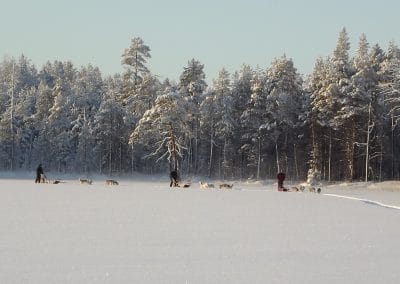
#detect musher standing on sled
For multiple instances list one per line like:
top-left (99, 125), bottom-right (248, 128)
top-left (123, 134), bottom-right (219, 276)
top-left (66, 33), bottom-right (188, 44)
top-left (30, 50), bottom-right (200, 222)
top-left (35, 164), bottom-right (44, 183)
top-left (169, 169), bottom-right (179, 187)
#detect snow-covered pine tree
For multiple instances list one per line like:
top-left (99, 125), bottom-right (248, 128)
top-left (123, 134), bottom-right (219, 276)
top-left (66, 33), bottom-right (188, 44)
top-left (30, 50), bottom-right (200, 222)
top-left (123, 73), bottom-right (160, 130)
top-left (265, 55), bottom-right (304, 177)
top-left (368, 44), bottom-right (386, 180)
top-left (330, 28), bottom-right (357, 181)
top-left (178, 59), bottom-right (207, 175)
top-left (307, 57), bottom-right (329, 183)
top-left (14, 54), bottom-right (39, 93)
top-left (231, 65), bottom-right (253, 179)
top-left (93, 92), bottom-right (126, 176)
top-left (0, 56), bottom-right (39, 170)
top-left (380, 41), bottom-right (400, 179)
top-left (130, 87), bottom-right (190, 173)
top-left (121, 37), bottom-right (151, 96)
top-left (71, 65), bottom-right (103, 174)
top-left (120, 38), bottom-right (157, 166)
top-left (31, 81), bottom-right (54, 169)
top-left (199, 88), bottom-right (218, 177)
top-left (213, 68), bottom-right (235, 179)
top-left (47, 78), bottom-right (76, 172)
top-left (0, 58), bottom-right (16, 170)
top-left (12, 87), bottom-right (38, 169)
top-left (240, 68), bottom-right (269, 179)
top-left (350, 34), bottom-right (380, 181)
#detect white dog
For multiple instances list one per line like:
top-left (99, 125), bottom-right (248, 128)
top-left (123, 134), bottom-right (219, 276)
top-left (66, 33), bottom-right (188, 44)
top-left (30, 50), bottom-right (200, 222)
top-left (199, 181), bottom-right (215, 189)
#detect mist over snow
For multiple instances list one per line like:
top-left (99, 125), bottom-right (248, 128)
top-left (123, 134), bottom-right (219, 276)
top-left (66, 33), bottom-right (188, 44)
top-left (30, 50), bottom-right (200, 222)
top-left (1, 177), bottom-right (399, 283)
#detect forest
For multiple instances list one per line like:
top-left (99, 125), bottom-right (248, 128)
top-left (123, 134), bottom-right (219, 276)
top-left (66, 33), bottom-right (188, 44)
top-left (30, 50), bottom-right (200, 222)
top-left (0, 28), bottom-right (399, 182)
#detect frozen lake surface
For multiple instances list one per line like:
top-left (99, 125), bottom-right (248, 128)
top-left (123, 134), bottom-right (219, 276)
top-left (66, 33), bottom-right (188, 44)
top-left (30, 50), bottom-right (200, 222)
top-left (0, 176), bottom-right (399, 283)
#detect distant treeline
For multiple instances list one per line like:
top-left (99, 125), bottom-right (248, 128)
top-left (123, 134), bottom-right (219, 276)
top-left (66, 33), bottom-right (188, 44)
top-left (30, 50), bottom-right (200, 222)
top-left (0, 28), bottom-right (399, 182)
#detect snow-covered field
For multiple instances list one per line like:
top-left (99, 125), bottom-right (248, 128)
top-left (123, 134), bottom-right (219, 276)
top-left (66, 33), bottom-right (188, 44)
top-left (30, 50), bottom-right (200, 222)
top-left (1, 174), bottom-right (400, 283)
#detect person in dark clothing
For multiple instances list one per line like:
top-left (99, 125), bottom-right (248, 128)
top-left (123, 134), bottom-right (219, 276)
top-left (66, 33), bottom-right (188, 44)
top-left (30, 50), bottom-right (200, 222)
top-left (277, 172), bottom-right (286, 191)
top-left (169, 170), bottom-right (179, 187)
top-left (35, 164), bottom-right (44, 183)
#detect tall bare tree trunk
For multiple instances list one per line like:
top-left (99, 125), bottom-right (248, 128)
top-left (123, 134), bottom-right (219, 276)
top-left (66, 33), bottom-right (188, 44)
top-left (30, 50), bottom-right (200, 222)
top-left (208, 130), bottom-right (214, 178)
top-left (109, 142), bottom-right (112, 177)
top-left (131, 143), bottom-right (134, 176)
top-left (343, 119), bottom-right (356, 182)
top-left (365, 103), bottom-right (372, 182)
top-left (275, 142), bottom-right (280, 173)
top-left (328, 129), bottom-right (332, 182)
top-left (294, 143), bottom-right (299, 180)
top-left (10, 61), bottom-right (15, 171)
top-left (194, 118), bottom-right (199, 175)
top-left (257, 136), bottom-right (261, 179)
top-left (391, 114), bottom-right (395, 179)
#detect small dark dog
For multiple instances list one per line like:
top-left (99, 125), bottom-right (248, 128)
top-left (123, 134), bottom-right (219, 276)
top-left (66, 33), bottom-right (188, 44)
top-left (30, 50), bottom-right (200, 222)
top-left (219, 183), bottom-right (233, 189)
top-left (79, 178), bottom-right (92, 185)
top-left (106, 179), bottom-right (119, 185)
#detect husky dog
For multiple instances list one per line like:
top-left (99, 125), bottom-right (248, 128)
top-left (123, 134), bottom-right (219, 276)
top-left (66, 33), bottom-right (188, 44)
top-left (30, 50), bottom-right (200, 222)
top-left (199, 181), bottom-right (208, 189)
top-left (309, 187), bottom-right (316, 193)
top-left (199, 181), bottom-right (215, 189)
top-left (79, 178), bottom-right (92, 185)
top-left (219, 183), bottom-right (233, 189)
top-left (317, 188), bottom-right (322, 194)
top-left (299, 185), bottom-right (305, 192)
top-left (290, 186), bottom-right (300, 192)
top-left (40, 174), bottom-right (49, 183)
top-left (106, 179), bottom-right (119, 185)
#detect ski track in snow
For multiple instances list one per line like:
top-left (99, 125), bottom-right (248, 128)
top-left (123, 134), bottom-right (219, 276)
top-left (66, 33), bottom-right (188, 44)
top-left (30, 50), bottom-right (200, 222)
top-left (323, 193), bottom-right (400, 210)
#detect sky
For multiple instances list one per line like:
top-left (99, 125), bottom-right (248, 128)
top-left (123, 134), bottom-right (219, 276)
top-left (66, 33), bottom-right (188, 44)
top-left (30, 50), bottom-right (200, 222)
top-left (1, 0), bottom-right (400, 83)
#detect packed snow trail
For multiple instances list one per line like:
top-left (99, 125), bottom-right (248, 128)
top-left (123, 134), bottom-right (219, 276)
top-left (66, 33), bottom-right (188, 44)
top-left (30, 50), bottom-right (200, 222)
top-left (323, 193), bottom-right (400, 210)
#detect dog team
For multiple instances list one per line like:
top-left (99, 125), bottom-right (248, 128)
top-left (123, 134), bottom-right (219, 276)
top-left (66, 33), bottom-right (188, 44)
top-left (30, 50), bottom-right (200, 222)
top-left (170, 169), bottom-right (234, 189)
top-left (34, 165), bottom-right (321, 193)
top-left (277, 172), bottom-right (322, 193)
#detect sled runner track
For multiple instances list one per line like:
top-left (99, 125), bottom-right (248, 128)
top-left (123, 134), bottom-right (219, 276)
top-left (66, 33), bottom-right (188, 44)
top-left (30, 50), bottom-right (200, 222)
top-left (323, 193), bottom-right (400, 210)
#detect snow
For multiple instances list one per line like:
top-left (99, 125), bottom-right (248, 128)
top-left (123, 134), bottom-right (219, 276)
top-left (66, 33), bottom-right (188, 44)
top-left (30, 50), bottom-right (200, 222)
top-left (1, 176), bottom-right (400, 283)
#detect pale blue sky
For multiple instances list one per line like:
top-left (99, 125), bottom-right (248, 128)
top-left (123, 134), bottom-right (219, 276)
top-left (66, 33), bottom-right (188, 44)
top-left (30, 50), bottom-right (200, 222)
top-left (1, 0), bottom-right (399, 82)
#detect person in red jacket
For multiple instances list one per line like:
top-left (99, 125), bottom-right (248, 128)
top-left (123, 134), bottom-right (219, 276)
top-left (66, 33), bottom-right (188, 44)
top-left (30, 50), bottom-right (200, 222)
top-left (277, 172), bottom-right (286, 191)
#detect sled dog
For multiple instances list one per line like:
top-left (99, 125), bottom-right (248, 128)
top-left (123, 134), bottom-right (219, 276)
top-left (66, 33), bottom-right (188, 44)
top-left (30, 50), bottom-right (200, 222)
top-left (309, 187), bottom-right (316, 193)
top-left (199, 181), bottom-right (215, 189)
top-left (219, 183), bottom-right (233, 189)
top-left (290, 186), bottom-right (300, 192)
top-left (317, 188), bottom-right (322, 194)
top-left (79, 178), bottom-right (92, 185)
top-left (106, 179), bottom-right (119, 185)
top-left (299, 185), bottom-right (305, 192)
top-left (40, 174), bottom-right (49, 183)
